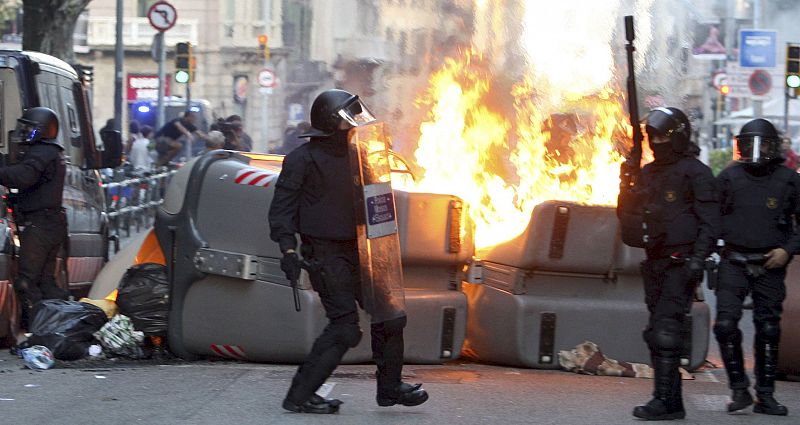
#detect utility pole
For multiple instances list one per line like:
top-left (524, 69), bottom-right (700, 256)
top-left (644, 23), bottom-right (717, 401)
top-left (156, 32), bottom-right (166, 130)
top-left (752, 0), bottom-right (763, 117)
top-left (113, 0), bottom-right (123, 133)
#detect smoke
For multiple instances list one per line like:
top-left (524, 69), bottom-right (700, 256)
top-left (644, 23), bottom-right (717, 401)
top-left (468, 0), bottom-right (659, 110)
top-left (520, 1), bottom-right (622, 103)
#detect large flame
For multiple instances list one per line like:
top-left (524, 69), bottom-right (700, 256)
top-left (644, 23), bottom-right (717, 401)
top-left (394, 1), bottom-right (640, 249)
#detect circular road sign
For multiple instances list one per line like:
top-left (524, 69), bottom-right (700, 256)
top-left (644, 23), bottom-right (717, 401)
top-left (748, 70), bottom-right (772, 96)
top-left (148, 1), bottom-right (178, 32)
top-left (257, 68), bottom-right (276, 88)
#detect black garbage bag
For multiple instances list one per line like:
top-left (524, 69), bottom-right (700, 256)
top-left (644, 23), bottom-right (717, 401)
top-left (27, 299), bottom-right (108, 360)
top-left (116, 263), bottom-right (170, 336)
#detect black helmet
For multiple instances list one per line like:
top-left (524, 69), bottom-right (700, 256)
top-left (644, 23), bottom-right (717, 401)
top-left (15, 107), bottom-right (59, 143)
top-left (733, 118), bottom-right (782, 164)
top-left (301, 89), bottom-right (376, 138)
top-left (643, 107), bottom-right (691, 152)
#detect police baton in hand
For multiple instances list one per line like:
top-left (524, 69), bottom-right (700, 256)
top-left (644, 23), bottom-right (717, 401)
top-left (289, 259), bottom-right (313, 312)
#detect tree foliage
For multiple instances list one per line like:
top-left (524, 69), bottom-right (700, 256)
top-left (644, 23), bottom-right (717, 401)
top-left (0, 1), bottom-right (21, 23)
top-left (22, 0), bottom-right (91, 63)
top-left (709, 147), bottom-right (733, 176)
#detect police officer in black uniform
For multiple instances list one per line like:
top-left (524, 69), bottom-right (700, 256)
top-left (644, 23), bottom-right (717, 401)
top-left (0, 107), bottom-right (68, 330)
top-left (268, 89), bottom-right (428, 414)
top-left (714, 118), bottom-right (796, 416)
top-left (618, 107), bottom-right (719, 421)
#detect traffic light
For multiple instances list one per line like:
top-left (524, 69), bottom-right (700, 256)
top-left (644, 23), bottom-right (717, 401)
top-left (719, 84), bottom-right (730, 96)
top-left (786, 43), bottom-right (800, 89)
top-left (257, 34), bottom-right (270, 60)
top-left (175, 42), bottom-right (192, 84)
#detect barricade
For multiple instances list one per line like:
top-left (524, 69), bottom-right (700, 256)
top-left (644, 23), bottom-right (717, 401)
top-left (101, 168), bottom-right (176, 248)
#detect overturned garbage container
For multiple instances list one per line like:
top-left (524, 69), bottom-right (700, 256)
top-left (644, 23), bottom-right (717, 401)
top-left (462, 201), bottom-right (710, 370)
top-left (145, 151), bottom-right (470, 363)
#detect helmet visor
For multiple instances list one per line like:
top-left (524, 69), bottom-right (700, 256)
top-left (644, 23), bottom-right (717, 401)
top-left (14, 119), bottom-right (40, 143)
top-left (733, 135), bottom-right (763, 163)
top-left (337, 97), bottom-right (376, 128)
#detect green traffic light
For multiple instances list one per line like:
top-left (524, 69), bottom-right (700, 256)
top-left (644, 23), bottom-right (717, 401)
top-left (175, 70), bottom-right (190, 83)
top-left (787, 74), bottom-right (800, 88)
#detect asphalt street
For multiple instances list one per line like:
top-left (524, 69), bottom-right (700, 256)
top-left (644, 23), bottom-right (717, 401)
top-left (1, 351), bottom-right (799, 425)
top-left (1, 229), bottom-right (798, 424)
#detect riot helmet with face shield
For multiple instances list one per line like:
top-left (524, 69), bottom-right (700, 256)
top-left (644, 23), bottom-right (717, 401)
top-left (301, 89), bottom-right (376, 138)
top-left (733, 118), bottom-right (782, 165)
top-left (642, 107), bottom-right (691, 153)
top-left (15, 107), bottom-right (59, 144)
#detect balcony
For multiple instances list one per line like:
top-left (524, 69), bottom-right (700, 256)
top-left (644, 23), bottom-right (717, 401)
top-left (88, 17), bottom-right (198, 48)
top-left (333, 36), bottom-right (394, 63)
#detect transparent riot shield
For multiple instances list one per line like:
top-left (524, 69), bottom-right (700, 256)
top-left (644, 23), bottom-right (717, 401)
top-left (348, 122), bottom-right (406, 323)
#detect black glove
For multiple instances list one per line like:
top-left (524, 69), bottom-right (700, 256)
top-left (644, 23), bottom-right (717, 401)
top-left (684, 257), bottom-right (705, 284)
top-left (280, 251), bottom-right (301, 281)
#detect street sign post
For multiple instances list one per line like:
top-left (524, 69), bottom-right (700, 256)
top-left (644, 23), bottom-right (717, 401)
top-left (739, 29), bottom-right (777, 68)
top-left (147, 1), bottom-right (178, 130)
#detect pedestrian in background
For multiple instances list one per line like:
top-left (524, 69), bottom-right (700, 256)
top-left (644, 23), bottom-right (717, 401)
top-left (204, 130), bottom-right (225, 153)
top-left (154, 111), bottom-right (209, 166)
top-left (129, 124), bottom-right (154, 172)
top-left (781, 135), bottom-right (798, 171)
top-left (225, 115), bottom-right (253, 152)
top-left (274, 121), bottom-right (311, 155)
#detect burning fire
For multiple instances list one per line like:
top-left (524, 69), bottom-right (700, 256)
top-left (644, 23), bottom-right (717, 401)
top-left (394, 2), bottom-right (640, 249)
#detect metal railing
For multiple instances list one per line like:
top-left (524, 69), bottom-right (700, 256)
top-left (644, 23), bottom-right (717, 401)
top-left (101, 168), bottom-right (176, 247)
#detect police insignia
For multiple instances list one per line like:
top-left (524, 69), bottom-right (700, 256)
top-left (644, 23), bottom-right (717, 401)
top-left (665, 190), bottom-right (677, 202)
top-left (766, 197), bottom-right (778, 209)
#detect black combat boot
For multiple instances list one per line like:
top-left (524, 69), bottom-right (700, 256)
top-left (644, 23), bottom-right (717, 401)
top-left (633, 356), bottom-right (686, 421)
top-left (753, 337), bottom-right (788, 416)
top-left (718, 340), bottom-right (753, 412)
top-left (282, 395), bottom-right (341, 414)
top-left (282, 340), bottom-right (349, 414)
top-left (376, 381), bottom-right (429, 407)
top-left (372, 317), bottom-right (429, 407)
top-left (729, 389), bottom-right (754, 413)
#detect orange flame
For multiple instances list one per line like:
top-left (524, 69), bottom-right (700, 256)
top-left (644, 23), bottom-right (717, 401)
top-left (395, 49), bottom-right (633, 249)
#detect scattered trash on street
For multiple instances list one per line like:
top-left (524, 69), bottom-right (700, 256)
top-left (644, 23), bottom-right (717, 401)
top-left (21, 345), bottom-right (55, 370)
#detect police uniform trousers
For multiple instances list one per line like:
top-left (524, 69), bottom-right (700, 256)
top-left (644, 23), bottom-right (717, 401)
top-left (714, 258), bottom-right (786, 394)
top-left (285, 237), bottom-right (407, 405)
top-left (640, 257), bottom-right (695, 408)
top-left (14, 209), bottom-right (69, 327)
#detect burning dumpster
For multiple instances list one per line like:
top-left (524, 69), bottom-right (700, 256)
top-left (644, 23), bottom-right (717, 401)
top-left (91, 150), bottom-right (471, 363)
top-left (461, 201), bottom-right (710, 370)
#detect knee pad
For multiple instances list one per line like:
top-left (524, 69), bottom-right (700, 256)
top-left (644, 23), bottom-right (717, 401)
top-left (650, 319), bottom-right (682, 354)
top-left (755, 321), bottom-right (780, 344)
top-left (339, 323), bottom-right (363, 348)
top-left (331, 312), bottom-right (362, 348)
top-left (713, 318), bottom-right (742, 343)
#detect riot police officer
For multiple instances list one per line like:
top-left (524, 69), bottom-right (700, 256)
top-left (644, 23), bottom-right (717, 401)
top-left (0, 107), bottom-right (68, 330)
top-left (618, 107), bottom-right (719, 420)
top-left (714, 118), bottom-right (797, 416)
top-left (268, 89), bottom-right (428, 414)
